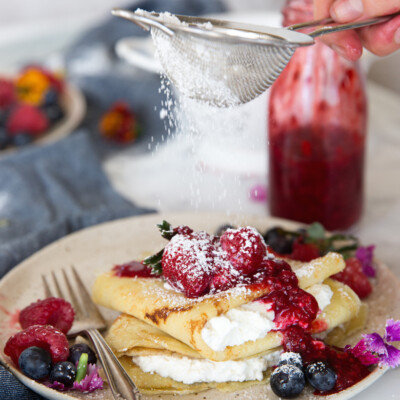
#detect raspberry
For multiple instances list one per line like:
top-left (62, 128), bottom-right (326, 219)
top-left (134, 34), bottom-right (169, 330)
top-left (4, 325), bottom-right (69, 366)
top-left (263, 288), bottom-right (319, 330)
top-left (220, 227), bottom-right (267, 275)
top-left (332, 257), bottom-right (372, 299)
top-left (162, 232), bottom-right (214, 298)
top-left (289, 240), bottom-right (320, 262)
top-left (6, 104), bottom-right (48, 136)
top-left (19, 297), bottom-right (74, 334)
top-left (0, 78), bottom-right (15, 109)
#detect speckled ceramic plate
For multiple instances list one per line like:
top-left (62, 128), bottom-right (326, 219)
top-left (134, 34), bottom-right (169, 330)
top-left (0, 212), bottom-right (399, 400)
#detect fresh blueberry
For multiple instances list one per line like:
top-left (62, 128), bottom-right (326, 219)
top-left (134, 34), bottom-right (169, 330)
top-left (270, 364), bottom-right (305, 398)
top-left (278, 352), bottom-right (303, 370)
top-left (305, 361), bottom-right (337, 392)
top-left (215, 224), bottom-right (236, 237)
top-left (42, 89), bottom-right (59, 107)
top-left (68, 343), bottom-right (97, 366)
top-left (0, 127), bottom-right (10, 149)
top-left (18, 346), bottom-right (52, 380)
top-left (42, 104), bottom-right (64, 124)
top-left (12, 133), bottom-right (33, 147)
top-left (263, 227), bottom-right (295, 254)
top-left (50, 361), bottom-right (77, 387)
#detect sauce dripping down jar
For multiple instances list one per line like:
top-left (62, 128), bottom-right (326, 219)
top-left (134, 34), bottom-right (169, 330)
top-left (268, 0), bottom-right (367, 230)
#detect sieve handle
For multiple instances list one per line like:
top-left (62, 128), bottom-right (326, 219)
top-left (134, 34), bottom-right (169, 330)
top-left (289, 12), bottom-right (400, 38)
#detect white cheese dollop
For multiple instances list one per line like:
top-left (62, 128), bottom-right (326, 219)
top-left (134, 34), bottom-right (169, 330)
top-left (201, 301), bottom-right (276, 352)
top-left (132, 350), bottom-right (281, 384)
top-left (306, 284), bottom-right (333, 311)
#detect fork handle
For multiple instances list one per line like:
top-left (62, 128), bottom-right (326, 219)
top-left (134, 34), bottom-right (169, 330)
top-left (84, 328), bottom-right (142, 400)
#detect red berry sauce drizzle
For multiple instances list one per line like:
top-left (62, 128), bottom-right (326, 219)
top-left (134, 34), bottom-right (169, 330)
top-left (112, 261), bottom-right (154, 278)
top-left (283, 326), bottom-right (370, 395)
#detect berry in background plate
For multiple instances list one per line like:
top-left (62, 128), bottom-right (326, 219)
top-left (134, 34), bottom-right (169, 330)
top-left (6, 104), bottom-right (48, 136)
top-left (12, 133), bottom-right (33, 147)
top-left (263, 227), bottom-right (295, 255)
top-left (18, 346), bottom-right (52, 380)
top-left (4, 325), bottom-right (69, 365)
top-left (270, 364), bottom-right (306, 398)
top-left (290, 240), bottom-right (320, 262)
top-left (0, 127), bottom-right (11, 149)
top-left (68, 343), bottom-right (97, 366)
top-left (50, 361), bottom-right (77, 387)
top-left (41, 103), bottom-right (64, 124)
top-left (19, 297), bottom-right (74, 334)
top-left (305, 361), bottom-right (337, 392)
top-left (0, 78), bottom-right (15, 109)
top-left (220, 227), bottom-right (267, 275)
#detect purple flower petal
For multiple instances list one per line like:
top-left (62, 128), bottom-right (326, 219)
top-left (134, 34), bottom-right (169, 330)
top-left (45, 381), bottom-right (67, 391)
top-left (355, 245), bottom-right (376, 277)
top-left (385, 319), bottom-right (400, 343)
top-left (362, 332), bottom-right (387, 355)
top-left (73, 363), bottom-right (104, 393)
top-left (249, 185), bottom-right (267, 203)
top-left (379, 344), bottom-right (400, 368)
top-left (349, 339), bottom-right (379, 366)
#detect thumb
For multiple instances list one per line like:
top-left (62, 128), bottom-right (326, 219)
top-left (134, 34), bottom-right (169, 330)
top-left (331, 0), bottom-right (400, 22)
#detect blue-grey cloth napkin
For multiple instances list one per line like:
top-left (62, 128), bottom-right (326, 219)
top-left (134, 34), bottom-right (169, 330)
top-left (0, 0), bottom-right (226, 398)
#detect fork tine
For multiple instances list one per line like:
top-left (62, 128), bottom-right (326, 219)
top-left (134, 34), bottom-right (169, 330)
top-left (51, 271), bottom-right (63, 298)
top-left (71, 266), bottom-right (105, 323)
top-left (61, 269), bottom-right (85, 319)
top-left (42, 275), bottom-right (53, 298)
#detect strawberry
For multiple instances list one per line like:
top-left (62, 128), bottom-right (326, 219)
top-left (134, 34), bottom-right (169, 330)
top-left (220, 227), bottom-right (267, 275)
top-left (209, 252), bottom-right (244, 293)
top-left (162, 232), bottom-right (214, 298)
top-left (332, 257), bottom-right (372, 298)
top-left (6, 104), bottom-right (48, 136)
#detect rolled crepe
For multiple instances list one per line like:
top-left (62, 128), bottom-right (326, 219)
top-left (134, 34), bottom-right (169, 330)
top-left (105, 278), bottom-right (362, 395)
top-left (93, 253), bottom-right (345, 361)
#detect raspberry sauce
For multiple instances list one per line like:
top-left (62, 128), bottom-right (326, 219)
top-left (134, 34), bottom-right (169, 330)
top-left (112, 261), bottom-right (154, 278)
top-left (282, 326), bottom-right (370, 395)
top-left (268, 0), bottom-right (367, 231)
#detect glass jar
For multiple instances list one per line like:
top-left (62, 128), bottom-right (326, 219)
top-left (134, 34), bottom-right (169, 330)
top-left (268, 0), bottom-right (367, 231)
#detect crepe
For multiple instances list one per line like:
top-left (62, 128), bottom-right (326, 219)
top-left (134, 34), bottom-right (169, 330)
top-left (105, 277), bottom-right (363, 395)
top-left (93, 252), bottom-right (345, 361)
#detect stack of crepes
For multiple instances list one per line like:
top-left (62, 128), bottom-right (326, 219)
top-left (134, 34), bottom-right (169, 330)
top-left (92, 248), bottom-right (367, 396)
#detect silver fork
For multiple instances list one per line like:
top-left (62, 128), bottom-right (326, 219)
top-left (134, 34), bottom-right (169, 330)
top-left (42, 267), bottom-right (141, 400)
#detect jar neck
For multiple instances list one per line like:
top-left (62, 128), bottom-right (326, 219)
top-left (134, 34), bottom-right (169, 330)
top-left (282, 0), bottom-right (314, 27)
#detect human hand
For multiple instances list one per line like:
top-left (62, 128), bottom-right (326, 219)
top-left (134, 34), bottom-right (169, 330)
top-left (314, 0), bottom-right (400, 60)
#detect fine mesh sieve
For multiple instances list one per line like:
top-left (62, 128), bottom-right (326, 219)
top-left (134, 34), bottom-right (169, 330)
top-left (112, 8), bottom-right (397, 107)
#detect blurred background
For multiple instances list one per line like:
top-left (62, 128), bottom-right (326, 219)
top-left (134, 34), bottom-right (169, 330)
top-left (0, 0), bottom-right (399, 92)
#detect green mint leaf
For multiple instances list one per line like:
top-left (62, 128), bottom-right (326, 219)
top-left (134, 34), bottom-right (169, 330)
top-left (306, 222), bottom-right (326, 241)
top-left (143, 249), bottom-right (164, 275)
top-left (157, 220), bottom-right (175, 240)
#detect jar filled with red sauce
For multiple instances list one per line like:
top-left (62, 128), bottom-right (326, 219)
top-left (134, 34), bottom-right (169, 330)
top-left (268, 0), bottom-right (367, 230)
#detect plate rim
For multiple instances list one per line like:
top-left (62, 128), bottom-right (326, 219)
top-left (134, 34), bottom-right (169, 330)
top-left (0, 212), bottom-right (394, 400)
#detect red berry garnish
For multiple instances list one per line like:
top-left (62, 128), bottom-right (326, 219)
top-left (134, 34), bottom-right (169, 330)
top-left (220, 227), bottom-right (267, 275)
top-left (332, 257), bottom-right (372, 299)
top-left (6, 104), bottom-right (48, 136)
top-left (173, 226), bottom-right (193, 236)
top-left (4, 325), bottom-right (69, 366)
top-left (19, 297), bottom-right (74, 334)
top-left (0, 78), bottom-right (15, 109)
top-left (210, 255), bottom-right (244, 293)
top-left (289, 240), bottom-right (320, 262)
top-left (162, 232), bottom-right (214, 298)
